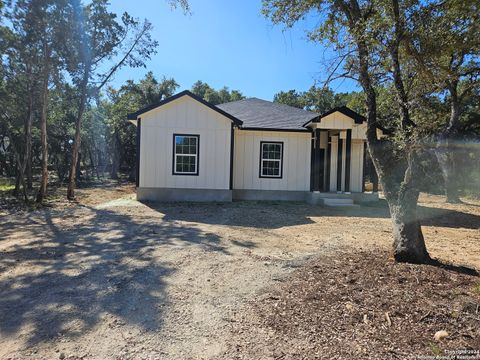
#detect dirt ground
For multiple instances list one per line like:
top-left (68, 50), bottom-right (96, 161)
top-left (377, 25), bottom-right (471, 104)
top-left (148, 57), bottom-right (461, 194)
top-left (0, 184), bottom-right (478, 359)
top-left (225, 251), bottom-right (480, 360)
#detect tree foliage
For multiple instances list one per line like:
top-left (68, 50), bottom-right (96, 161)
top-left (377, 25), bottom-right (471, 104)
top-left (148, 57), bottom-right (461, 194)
top-left (273, 86), bottom-right (364, 114)
top-left (262, 0), bottom-right (479, 263)
top-left (191, 80), bottom-right (245, 105)
top-left (0, 0), bottom-right (188, 202)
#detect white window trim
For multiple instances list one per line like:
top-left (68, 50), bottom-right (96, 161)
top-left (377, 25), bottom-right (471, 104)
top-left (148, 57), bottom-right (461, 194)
top-left (260, 141), bottom-right (283, 178)
top-left (173, 134), bottom-right (199, 175)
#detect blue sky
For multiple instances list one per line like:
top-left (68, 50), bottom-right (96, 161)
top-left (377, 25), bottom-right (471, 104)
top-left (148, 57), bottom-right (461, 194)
top-left (107, 0), bottom-right (358, 100)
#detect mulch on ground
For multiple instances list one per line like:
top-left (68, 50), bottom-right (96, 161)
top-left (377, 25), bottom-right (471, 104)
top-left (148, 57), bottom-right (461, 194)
top-left (227, 251), bottom-right (480, 359)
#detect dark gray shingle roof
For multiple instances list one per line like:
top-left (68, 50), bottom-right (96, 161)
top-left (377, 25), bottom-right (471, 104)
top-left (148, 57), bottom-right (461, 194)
top-left (217, 98), bottom-right (319, 131)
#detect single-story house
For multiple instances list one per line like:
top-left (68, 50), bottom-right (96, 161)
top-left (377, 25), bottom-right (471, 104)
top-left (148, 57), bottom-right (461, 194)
top-left (127, 90), bottom-right (380, 204)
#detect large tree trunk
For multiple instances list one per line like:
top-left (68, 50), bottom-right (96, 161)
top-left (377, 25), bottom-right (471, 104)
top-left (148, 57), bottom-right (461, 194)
top-left (385, 152), bottom-right (430, 263)
top-left (37, 55), bottom-right (50, 203)
top-left (368, 141), bottom-right (431, 263)
top-left (389, 200), bottom-right (429, 263)
top-left (379, 0), bottom-right (429, 263)
top-left (342, 0), bottom-right (430, 263)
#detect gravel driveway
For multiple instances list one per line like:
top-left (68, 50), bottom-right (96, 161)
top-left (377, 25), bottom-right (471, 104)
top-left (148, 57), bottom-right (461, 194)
top-left (0, 191), bottom-right (478, 359)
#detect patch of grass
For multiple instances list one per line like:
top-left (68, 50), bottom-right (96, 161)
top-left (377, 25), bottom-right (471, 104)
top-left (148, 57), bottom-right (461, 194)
top-left (429, 342), bottom-right (442, 357)
top-left (473, 282), bottom-right (480, 295)
top-left (0, 184), bottom-right (15, 192)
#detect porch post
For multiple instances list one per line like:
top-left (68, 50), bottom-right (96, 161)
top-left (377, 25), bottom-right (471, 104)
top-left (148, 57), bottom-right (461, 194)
top-left (362, 141), bottom-right (366, 192)
top-left (310, 132), bottom-right (315, 191)
top-left (336, 135), bottom-right (343, 192)
top-left (135, 118), bottom-right (141, 188)
top-left (344, 129), bottom-right (352, 193)
top-left (326, 134), bottom-right (331, 192)
top-left (312, 129), bottom-right (324, 191)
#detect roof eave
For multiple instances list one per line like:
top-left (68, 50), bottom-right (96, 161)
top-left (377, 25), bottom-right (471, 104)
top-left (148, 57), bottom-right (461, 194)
top-left (302, 115), bottom-right (322, 128)
top-left (239, 126), bottom-right (311, 133)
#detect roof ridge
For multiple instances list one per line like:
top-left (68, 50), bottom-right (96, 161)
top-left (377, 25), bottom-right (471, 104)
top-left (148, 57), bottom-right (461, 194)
top-left (218, 97), bottom-right (320, 116)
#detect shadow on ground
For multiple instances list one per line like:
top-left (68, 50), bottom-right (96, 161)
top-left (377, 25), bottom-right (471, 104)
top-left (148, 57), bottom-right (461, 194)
top-left (0, 198), bottom-right (478, 348)
top-left (145, 199), bottom-right (480, 230)
top-left (0, 204), bottom-right (232, 347)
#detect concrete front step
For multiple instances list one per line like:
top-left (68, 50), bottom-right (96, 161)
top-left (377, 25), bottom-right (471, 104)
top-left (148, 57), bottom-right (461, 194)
top-left (323, 198), bottom-right (357, 207)
top-left (307, 191), bottom-right (379, 205)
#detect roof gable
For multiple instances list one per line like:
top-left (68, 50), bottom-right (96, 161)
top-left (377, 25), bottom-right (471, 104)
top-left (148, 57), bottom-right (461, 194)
top-left (321, 106), bottom-right (366, 124)
top-left (303, 106), bottom-right (365, 127)
top-left (127, 90), bottom-right (243, 126)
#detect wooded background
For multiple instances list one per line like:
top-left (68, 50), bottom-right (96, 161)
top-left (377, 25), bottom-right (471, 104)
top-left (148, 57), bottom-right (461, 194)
top-left (0, 0), bottom-right (478, 208)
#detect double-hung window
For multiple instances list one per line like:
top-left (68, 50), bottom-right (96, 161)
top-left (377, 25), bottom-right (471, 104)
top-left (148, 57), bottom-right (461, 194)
top-left (173, 134), bottom-right (199, 175)
top-left (259, 141), bottom-right (283, 178)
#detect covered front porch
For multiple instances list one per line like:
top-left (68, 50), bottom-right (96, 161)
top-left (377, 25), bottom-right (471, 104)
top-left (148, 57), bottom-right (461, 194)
top-left (305, 107), bottom-right (380, 205)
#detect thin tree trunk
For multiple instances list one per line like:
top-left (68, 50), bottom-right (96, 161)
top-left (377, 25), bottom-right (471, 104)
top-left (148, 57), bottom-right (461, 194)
top-left (26, 156), bottom-right (32, 189)
top-left (16, 158), bottom-right (29, 203)
top-left (2, 122), bottom-right (29, 203)
top-left (14, 171), bottom-right (21, 196)
top-left (110, 131), bottom-right (119, 180)
top-left (25, 103), bottom-right (33, 191)
top-left (88, 147), bottom-right (98, 179)
top-left (67, 82), bottom-right (88, 199)
top-left (76, 151), bottom-right (82, 181)
top-left (11, 93), bottom-right (32, 200)
top-left (24, 67), bottom-right (34, 190)
top-left (37, 52), bottom-right (50, 203)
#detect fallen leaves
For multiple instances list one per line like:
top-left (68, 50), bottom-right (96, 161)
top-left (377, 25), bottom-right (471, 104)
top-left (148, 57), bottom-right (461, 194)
top-left (224, 250), bottom-right (480, 359)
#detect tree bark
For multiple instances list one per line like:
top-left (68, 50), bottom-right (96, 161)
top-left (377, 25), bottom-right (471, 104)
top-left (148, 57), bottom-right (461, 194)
top-left (389, 201), bottom-right (429, 263)
top-left (336, 0), bottom-right (431, 263)
top-left (37, 49), bottom-right (50, 203)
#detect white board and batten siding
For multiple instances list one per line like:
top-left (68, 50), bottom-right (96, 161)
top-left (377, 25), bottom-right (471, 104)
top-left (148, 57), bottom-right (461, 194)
top-left (350, 140), bottom-right (365, 192)
top-left (233, 130), bottom-right (311, 191)
top-left (139, 96), bottom-right (231, 190)
top-left (329, 135), bottom-right (364, 193)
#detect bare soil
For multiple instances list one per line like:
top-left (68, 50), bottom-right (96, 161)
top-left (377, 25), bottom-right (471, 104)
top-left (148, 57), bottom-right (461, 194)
top-left (0, 184), bottom-right (478, 359)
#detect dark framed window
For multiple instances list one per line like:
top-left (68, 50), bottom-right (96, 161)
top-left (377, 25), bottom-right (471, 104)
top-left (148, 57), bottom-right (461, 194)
top-left (172, 134), bottom-right (199, 175)
top-left (259, 141), bottom-right (283, 178)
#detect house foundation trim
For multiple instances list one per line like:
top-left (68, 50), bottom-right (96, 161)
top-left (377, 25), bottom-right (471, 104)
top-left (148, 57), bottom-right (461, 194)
top-left (137, 188), bottom-right (232, 202)
top-left (232, 189), bottom-right (308, 201)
